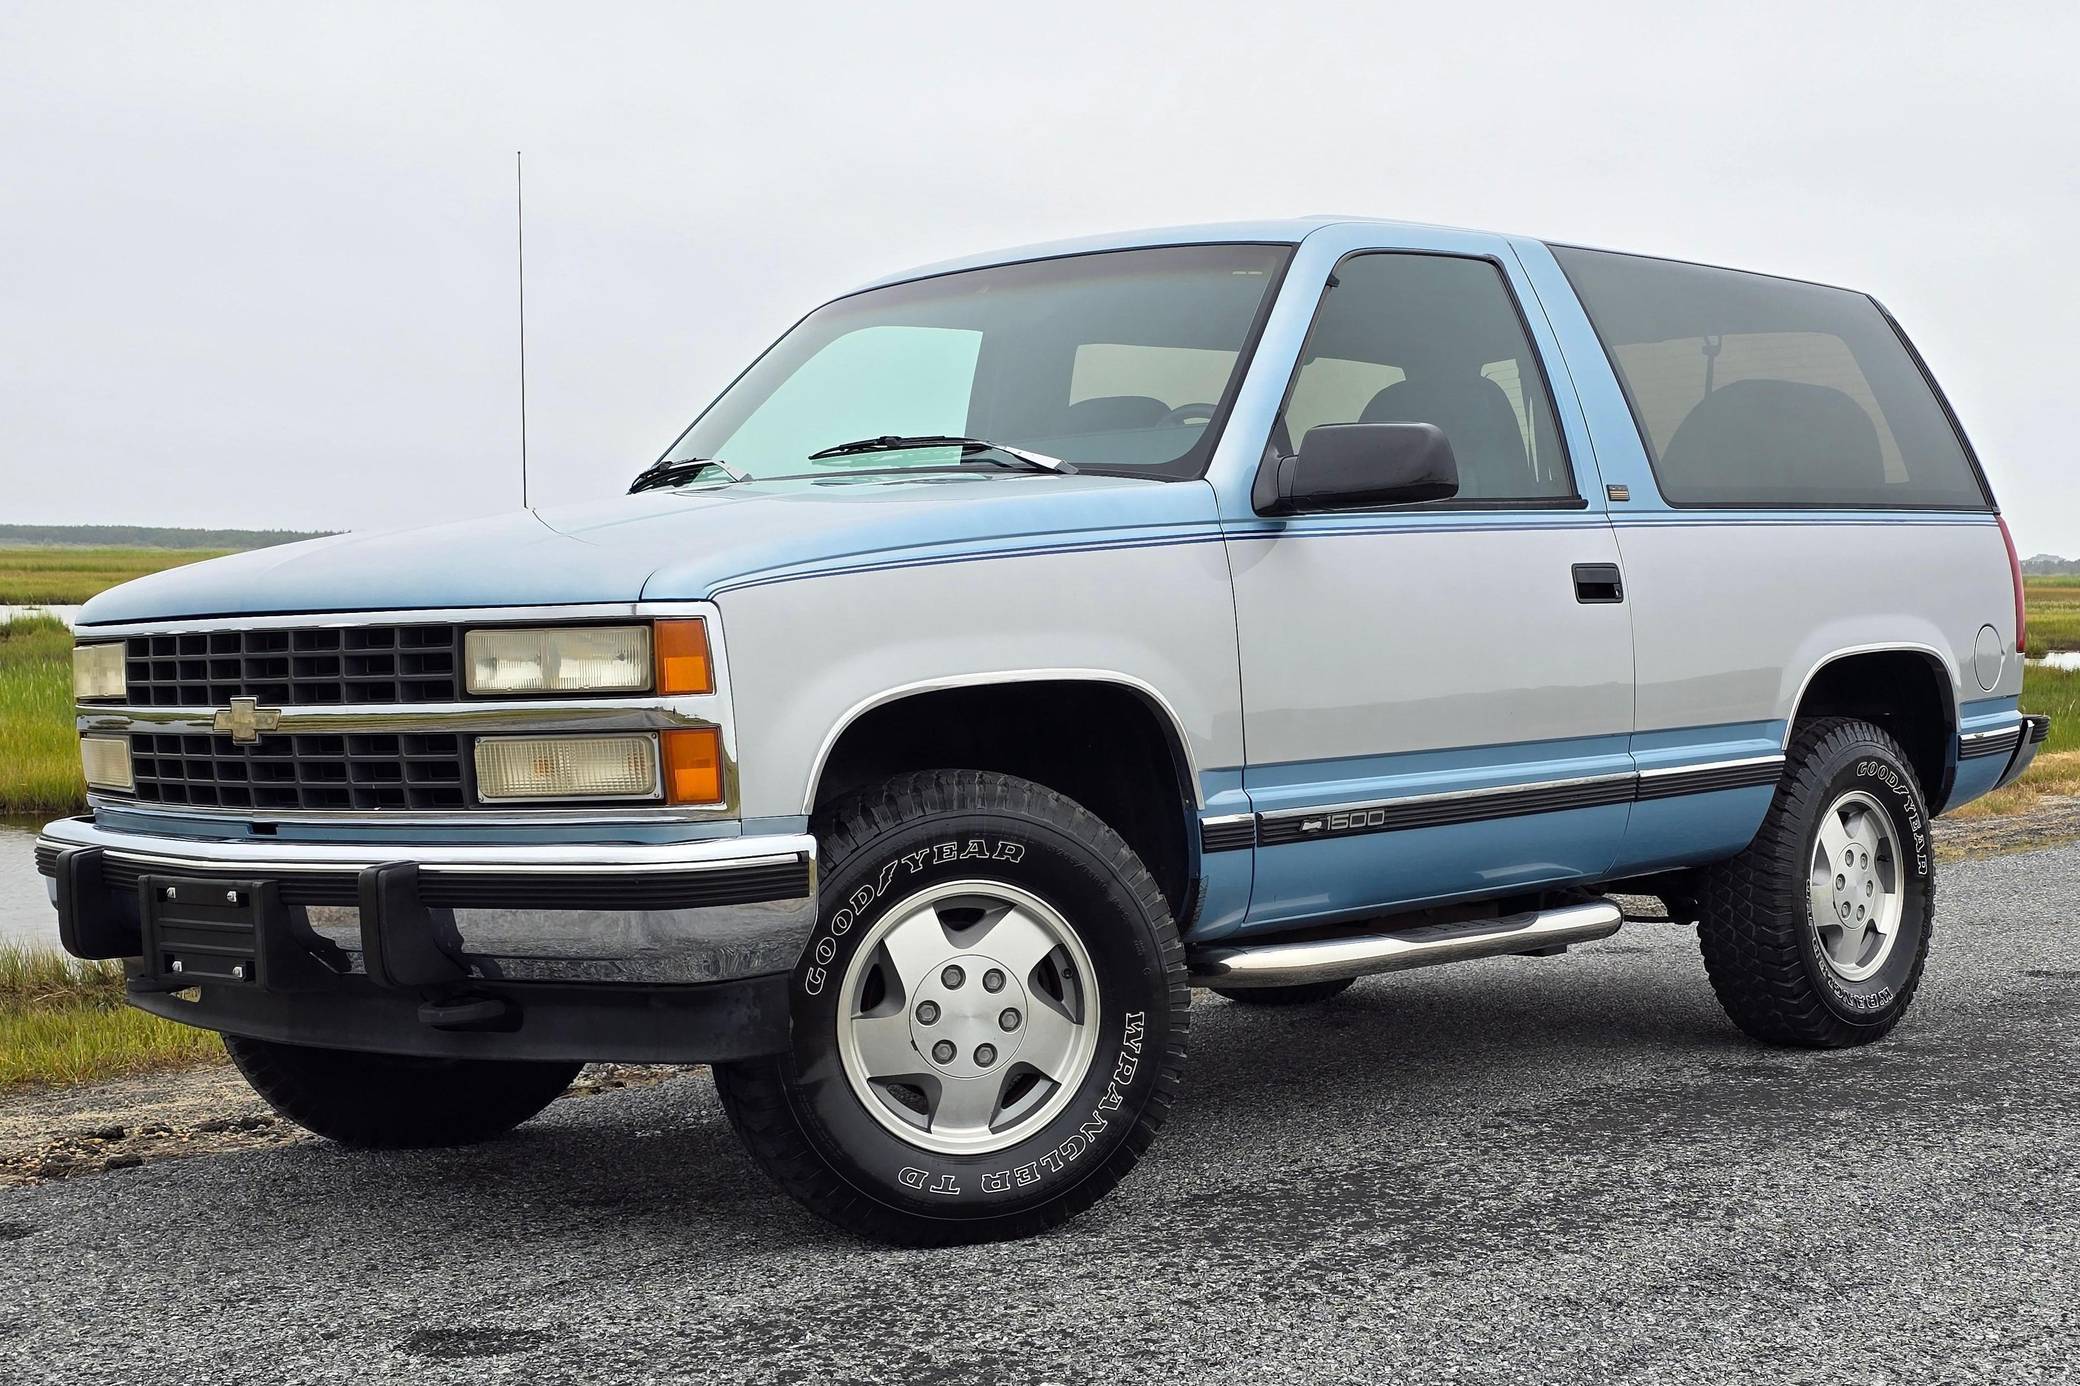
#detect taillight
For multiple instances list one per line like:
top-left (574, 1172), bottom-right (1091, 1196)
top-left (1998, 515), bottom-right (2027, 654)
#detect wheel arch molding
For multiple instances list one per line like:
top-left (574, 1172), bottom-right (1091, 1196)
top-left (803, 672), bottom-right (1205, 922)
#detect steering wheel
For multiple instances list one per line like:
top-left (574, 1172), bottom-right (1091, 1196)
top-left (1158, 402), bottom-right (1218, 426)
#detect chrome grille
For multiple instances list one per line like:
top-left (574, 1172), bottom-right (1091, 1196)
top-left (129, 731), bottom-right (469, 812)
top-left (123, 625), bottom-right (461, 708)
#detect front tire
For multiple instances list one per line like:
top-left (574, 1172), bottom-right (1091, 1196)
top-left (715, 770), bottom-right (1189, 1245)
top-left (1696, 717), bottom-right (1935, 1047)
top-left (224, 1036), bottom-right (580, 1148)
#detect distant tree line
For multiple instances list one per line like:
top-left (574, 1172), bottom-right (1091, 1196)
top-left (2022, 554), bottom-right (2080, 575)
top-left (0, 524), bottom-right (333, 550)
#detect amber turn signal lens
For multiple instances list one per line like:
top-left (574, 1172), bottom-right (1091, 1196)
top-left (662, 727), bottom-right (723, 804)
top-left (655, 619), bottom-right (714, 695)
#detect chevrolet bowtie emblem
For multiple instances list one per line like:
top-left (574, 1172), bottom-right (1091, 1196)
top-left (213, 696), bottom-right (283, 745)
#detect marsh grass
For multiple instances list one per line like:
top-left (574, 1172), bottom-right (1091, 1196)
top-left (0, 943), bottom-right (223, 1089)
top-left (2024, 576), bottom-right (2080, 658)
top-left (0, 545), bottom-right (230, 606)
top-left (0, 615), bottom-right (82, 815)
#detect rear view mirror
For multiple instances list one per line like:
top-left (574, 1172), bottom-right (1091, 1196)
top-left (1253, 422), bottom-right (1459, 515)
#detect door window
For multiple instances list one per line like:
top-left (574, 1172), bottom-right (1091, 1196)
top-left (1279, 254), bottom-right (1574, 502)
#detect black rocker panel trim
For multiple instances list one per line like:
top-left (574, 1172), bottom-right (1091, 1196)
top-left (1248, 756), bottom-right (1788, 848)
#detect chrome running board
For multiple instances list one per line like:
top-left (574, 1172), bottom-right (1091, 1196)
top-left (1187, 898), bottom-right (1623, 989)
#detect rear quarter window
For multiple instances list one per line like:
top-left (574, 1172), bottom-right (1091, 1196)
top-left (1553, 246), bottom-right (1988, 510)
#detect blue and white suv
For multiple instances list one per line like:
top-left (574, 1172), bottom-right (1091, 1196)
top-left (42, 218), bottom-right (2047, 1242)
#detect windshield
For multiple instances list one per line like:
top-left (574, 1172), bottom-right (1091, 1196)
top-left (659, 243), bottom-right (1292, 482)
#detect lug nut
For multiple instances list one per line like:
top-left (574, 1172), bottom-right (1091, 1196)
top-left (999, 1008), bottom-right (1021, 1031)
top-left (975, 1044), bottom-right (997, 1066)
top-left (983, 968), bottom-right (1005, 993)
top-left (932, 1040), bottom-right (956, 1064)
top-left (915, 1001), bottom-right (940, 1025)
top-left (941, 965), bottom-right (965, 989)
top-left (1844, 850), bottom-right (1855, 867)
top-left (1836, 874), bottom-right (1846, 890)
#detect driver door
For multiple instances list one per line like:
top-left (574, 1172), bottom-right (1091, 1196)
top-left (1228, 239), bottom-right (1635, 929)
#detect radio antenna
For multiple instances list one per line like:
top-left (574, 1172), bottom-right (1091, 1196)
top-left (515, 150), bottom-right (531, 509)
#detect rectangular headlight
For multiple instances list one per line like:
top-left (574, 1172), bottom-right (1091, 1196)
top-left (80, 736), bottom-right (133, 791)
top-left (465, 626), bottom-right (652, 695)
top-left (73, 643), bottom-right (127, 700)
top-left (474, 733), bottom-right (660, 801)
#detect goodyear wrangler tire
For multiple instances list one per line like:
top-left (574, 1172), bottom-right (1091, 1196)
top-left (1696, 717), bottom-right (1935, 1048)
top-left (223, 1036), bottom-right (580, 1148)
top-left (713, 770), bottom-right (1190, 1244)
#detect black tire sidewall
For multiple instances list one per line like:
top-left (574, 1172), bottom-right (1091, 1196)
top-left (1794, 735), bottom-right (1933, 1025)
top-left (783, 807), bottom-right (1172, 1223)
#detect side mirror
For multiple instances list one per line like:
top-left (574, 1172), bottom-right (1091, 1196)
top-left (1253, 422), bottom-right (1459, 516)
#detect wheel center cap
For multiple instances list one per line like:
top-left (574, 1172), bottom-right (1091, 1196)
top-left (909, 952), bottom-right (1027, 1078)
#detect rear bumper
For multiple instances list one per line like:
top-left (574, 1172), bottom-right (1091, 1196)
top-left (33, 815), bottom-right (817, 1062)
top-left (1992, 714), bottom-right (2053, 792)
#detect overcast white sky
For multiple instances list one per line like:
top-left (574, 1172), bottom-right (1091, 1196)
top-left (2, 1), bottom-right (2075, 552)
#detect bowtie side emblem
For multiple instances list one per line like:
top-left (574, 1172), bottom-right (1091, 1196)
top-left (213, 696), bottom-right (284, 745)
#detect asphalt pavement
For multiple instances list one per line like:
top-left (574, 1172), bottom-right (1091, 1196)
top-left (3, 843), bottom-right (2077, 1384)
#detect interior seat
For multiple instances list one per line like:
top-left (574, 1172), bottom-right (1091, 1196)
top-left (1063, 394), bottom-right (1170, 434)
top-left (1361, 373), bottom-right (1530, 497)
top-left (1659, 378), bottom-right (1883, 500)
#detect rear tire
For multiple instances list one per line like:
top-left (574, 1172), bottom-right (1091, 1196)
top-left (1210, 978), bottom-right (1354, 1006)
top-left (224, 1036), bottom-right (580, 1148)
top-left (715, 770), bottom-right (1189, 1245)
top-left (1696, 717), bottom-right (1934, 1048)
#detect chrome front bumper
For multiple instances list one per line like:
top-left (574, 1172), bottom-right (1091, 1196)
top-left (35, 815), bottom-right (818, 986)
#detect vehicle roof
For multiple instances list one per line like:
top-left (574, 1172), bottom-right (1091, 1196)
top-left (851, 216), bottom-right (1519, 292)
top-left (850, 217), bottom-right (1872, 303)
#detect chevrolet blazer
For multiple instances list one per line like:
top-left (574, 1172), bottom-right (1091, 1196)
top-left (39, 218), bottom-right (2048, 1243)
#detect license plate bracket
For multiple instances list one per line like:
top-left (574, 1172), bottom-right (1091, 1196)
top-left (138, 876), bottom-right (277, 988)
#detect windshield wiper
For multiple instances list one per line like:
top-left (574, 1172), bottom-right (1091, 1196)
top-left (807, 435), bottom-right (1074, 474)
top-left (628, 457), bottom-right (749, 494)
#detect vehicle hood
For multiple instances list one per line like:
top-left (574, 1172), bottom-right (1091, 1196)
top-left (76, 474), bottom-right (1218, 625)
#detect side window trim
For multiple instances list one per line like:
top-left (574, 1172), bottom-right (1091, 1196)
top-left (1263, 250), bottom-right (1586, 512)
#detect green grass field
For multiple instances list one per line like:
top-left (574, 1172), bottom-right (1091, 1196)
top-left (2024, 576), bottom-right (2080, 659)
top-left (0, 616), bottom-right (84, 815)
top-left (0, 944), bottom-right (223, 1089)
top-left (0, 544), bottom-right (232, 606)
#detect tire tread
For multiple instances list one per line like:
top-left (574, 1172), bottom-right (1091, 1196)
top-left (715, 769), bottom-right (1190, 1245)
top-left (1696, 716), bottom-right (1934, 1048)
